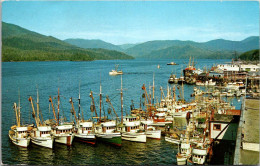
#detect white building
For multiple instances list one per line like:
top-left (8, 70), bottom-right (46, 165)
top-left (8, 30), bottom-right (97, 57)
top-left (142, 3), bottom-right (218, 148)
top-left (239, 64), bottom-right (260, 72)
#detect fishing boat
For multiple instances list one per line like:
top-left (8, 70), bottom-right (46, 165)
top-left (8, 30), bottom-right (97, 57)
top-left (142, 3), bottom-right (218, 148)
top-left (140, 118), bottom-right (161, 140)
top-left (71, 86), bottom-right (96, 145)
top-left (9, 125), bottom-right (31, 148)
top-left (165, 133), bottom-right (181, 145)
top-left (9, 99), bottom-right (32, 148)
top-left (121, 115), bottom-right (146, 143)
top-left (168, 74), bottom-right (176, 84)
top-left (176, 142), bottom-right (192, 165)
top-left (95, 120), bottom-right (122, 146)
top-left (167, 62), bottom-right (178, 65)
top-left (94, 82), bottom-right (122, 146)
top-left (109, 64), bottom-right (123, 75)
top-left (49, 89), bottom-right (74, 146)
top-left (75, 121), bottom-right (96, 145)
top-left (28, 89), bottom-right (54, 148)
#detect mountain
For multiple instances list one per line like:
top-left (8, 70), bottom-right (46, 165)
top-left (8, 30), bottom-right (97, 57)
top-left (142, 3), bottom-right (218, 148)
top-left (125, 40), bottom-right (198, 57)
top-left (118, 43), bottom-right (138, 50)
top-left (239, 49), bottom-right (259, 61)
top-left (143, 45), bottom-right (235, 59)
top-left (64, 39), bottom-right (123, 52)
top-left (124, 37), bottom-right (259, 58)
top-left (2, 22), bottom-right (134, 62)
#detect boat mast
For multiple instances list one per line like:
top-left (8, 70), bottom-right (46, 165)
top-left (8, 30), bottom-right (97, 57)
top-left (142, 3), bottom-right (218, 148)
top-left (36, 87), bottom-right (42, 126)
top-left (99, 82), bottom-right (102, 122)
top-left (13, 103), bottom-right (19, 127)
top-left (18, 89), bottom-right (21, 127)
top-left (152, 73), bottom-right (155, 105)
top-left (78, 82), bottom-right (81, 121)
top-left (106, 96), bottom-right (119, 118)
top-left (49, 96), bottom-right (58, 125)
top-left (69, 97), bottom-right (78, 125)
top-left (28, 96), bottom-right (39, 128)
top-left (120, 75), bottom-right (123, 124)
top-left (57, 88), bottom-right (60, 125)
top-left (89, 91), bottom-right (98, 118)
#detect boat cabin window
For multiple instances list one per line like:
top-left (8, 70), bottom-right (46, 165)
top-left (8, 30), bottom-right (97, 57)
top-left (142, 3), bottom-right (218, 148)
top-left (18, 131), bottom-right (27, 134)
top-left (106, 126), bottom-right (115, 130)
top-left (84, 127), bottom-right (92, 130)
top-left (213, 124), bottom-right (221, 131)
top-left (130, 126), bottom-right (139, 130)
top-left (41, 131), bottom-right (50, 134)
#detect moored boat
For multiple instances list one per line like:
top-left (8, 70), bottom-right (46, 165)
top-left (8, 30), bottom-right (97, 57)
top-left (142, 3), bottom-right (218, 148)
top-left (121, 115), bottom-right (146, 143)
top-left (95, 120), bottom-right (122, 146)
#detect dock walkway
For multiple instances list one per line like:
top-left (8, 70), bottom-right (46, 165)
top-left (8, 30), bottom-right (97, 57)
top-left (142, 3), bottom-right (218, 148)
top-left (234, 98), bottom-right (259, 165)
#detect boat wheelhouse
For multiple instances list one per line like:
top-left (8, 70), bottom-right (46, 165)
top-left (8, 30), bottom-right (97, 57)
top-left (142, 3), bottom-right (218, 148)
top-left (122, 116), bottom-right (146, 143)
top-left (75, 121), bottom-right (96, 145)
top-left (31, 126), bottom-right (54, 148)
top-left (95, 120), bottom-right (122, 146)
top-left (53, 123), bottom-right (74, 146)
top-left (9, 125), bottom-right (31, 148)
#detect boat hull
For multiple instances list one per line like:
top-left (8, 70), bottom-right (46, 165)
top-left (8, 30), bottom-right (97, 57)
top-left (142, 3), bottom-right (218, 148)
top-left (165, 136), bottom-right (180, 145)
top-left (122, 132), bottom-right (146, 143)
top-left (75, 134), bottom-right (96, 145)
top-left (54, 134), bottom-right (74, 146)
top-left (96, 133), bottom-right (122, 146)
top-left (31, 136), bottom-right (54, 148)
top-left (145, 130), bottom-right (161, 140)
top-left (177, 156), bottom-right (187, 165)
top-left (9, 133), bottom-right (30, 148)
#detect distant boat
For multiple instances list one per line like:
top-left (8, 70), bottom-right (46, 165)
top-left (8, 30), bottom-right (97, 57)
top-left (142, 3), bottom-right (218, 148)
top-left (157, 64), bottom-right (160, 69)
top-left (167, 62), bottom-right (178, 65)
top-left (109, 64), bottom-right (123, 75)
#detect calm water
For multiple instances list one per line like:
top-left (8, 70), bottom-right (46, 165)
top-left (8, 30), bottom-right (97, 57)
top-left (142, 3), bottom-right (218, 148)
top-left (1, 59), bottom-right (242, 165)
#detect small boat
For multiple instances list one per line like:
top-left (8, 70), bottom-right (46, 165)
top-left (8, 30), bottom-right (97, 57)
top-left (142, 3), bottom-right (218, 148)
top-left (168, 74), bottom-right (176, 84)
top-left (165, 133), bottom-right (181, 145)
top-left (157, 64), bottom-right (160, 69)
top-left (109, 64), bottom-right (123, 75)
top-left (167, 62), bottom-right (178, 65)
top-left (122, 116), bottom-right (146, 143)
top-left (178, 76), bottom-right (185, 84)
top-left (191, 147), bottom-right (207, 165)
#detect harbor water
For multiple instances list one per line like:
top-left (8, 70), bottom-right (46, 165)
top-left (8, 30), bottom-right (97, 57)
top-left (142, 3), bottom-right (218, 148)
top-left (2, 59), bottom-right (242, 165)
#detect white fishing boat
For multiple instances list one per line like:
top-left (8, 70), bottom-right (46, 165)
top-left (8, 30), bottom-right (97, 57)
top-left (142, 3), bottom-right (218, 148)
top-left (9, 97), bottom-right (31, 148)
top-left (191, 147), bottom-right (207, 165)
top-left (140, 118), bottom-right (161, 140)
top-left (31, 126), bottom-right (54, 148)
top-left (49, 89), bottom-right (74, 146)
top-left (122, 116), bottom-right (146, 143)
top-left (95, 120), bottom-right (122, 146)
top-left (109, 64), bottom-right (123, 75)
top-left (53, 123), bottom-right (74, 146)
top-left (176, 142), bottom-right (192, 165)
top-left (9, 125), bottom-right (31, 148)
top-left (165, 133), bottom-right (181, 145)
top-left (28, 93), bottom-right (54, 148)
top-left (75, 121), bottom-right (96, 145)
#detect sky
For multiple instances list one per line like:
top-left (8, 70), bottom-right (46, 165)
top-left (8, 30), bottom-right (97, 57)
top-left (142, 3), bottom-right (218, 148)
top-left (2, 1), bottom-right (259, 45)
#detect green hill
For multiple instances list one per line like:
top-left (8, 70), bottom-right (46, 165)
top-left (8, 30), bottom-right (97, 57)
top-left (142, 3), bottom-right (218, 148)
top-left (64, 39), bottom-right (123, 52)
top-left (239, 49), bottom-right (259, 61)
top-left (2, 22), bottom-right (134, 62)
top-left (125, 37), bottom-right (259, 58)
top-left (143, 45), bottom-right (235, 59)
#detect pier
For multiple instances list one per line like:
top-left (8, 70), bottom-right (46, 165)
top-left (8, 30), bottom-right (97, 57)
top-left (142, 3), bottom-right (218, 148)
top-left (233, 98), bottom-right (259, 165)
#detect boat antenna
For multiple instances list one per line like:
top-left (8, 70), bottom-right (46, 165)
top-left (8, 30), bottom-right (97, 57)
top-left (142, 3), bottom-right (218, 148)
top-left (121, 75), bottom-right (123, 124)
top-left (78, 81), bottom-right (81, 121)
top-left (57, 88), bottom-right (60, 125)
top-left (18, 88), bottom-right (21, 127)
top-left (152, 73), bottom-right (155, 105)
top-left (99, 76), bottom-right (102, 122)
